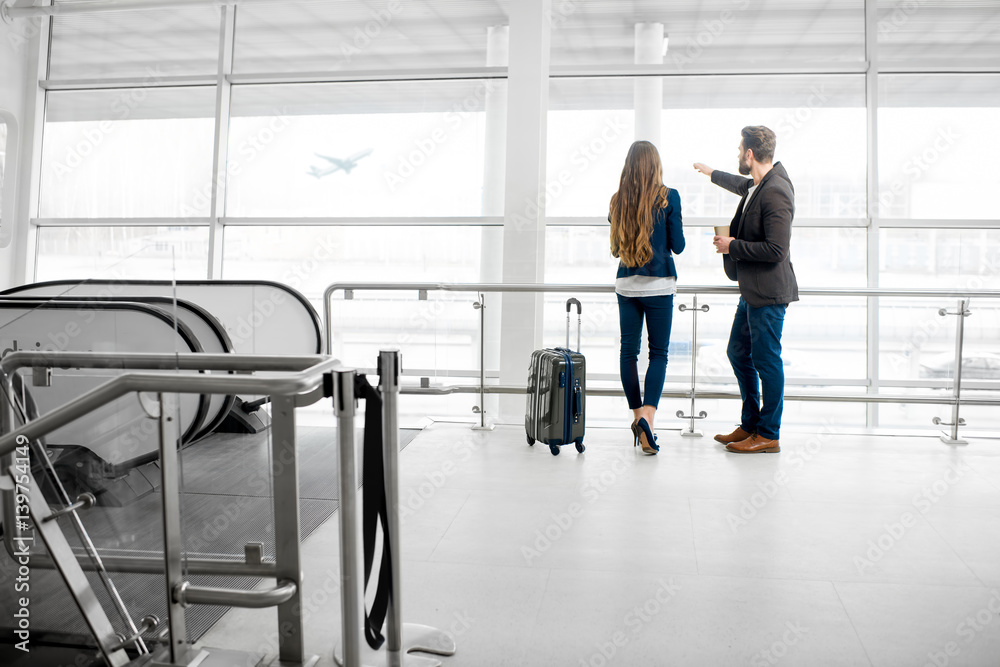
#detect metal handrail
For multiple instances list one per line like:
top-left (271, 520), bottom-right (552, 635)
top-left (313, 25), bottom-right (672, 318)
top-left (323, 281), bottom-right (1000, 354)
top-left (392, 382), bottom-right (1000, 405)
top-left (0, 352), bottom-right (339, 571)
top-left (0, 353), bottom-right (342, 457)
top-left (323, 281), bottom-right (1000, 439)
top-left (174, 580), bottom-right (298, 609)
top-left (0, 351), bottom-right (330, 376)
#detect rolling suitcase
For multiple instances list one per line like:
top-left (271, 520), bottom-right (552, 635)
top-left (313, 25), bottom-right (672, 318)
top-left (525, 298), bottom-right (586, 455)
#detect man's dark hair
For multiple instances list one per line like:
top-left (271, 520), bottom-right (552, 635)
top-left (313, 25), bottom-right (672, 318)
top-left (741, 125), bottom-right (776, 163)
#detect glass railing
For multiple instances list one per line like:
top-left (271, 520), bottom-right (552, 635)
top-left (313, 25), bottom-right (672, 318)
top-left (324, 282), bottom-right (1000, 443)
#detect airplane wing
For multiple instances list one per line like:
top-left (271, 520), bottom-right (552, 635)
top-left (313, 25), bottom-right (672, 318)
top-left (347, 148), bottom-right (373, 162)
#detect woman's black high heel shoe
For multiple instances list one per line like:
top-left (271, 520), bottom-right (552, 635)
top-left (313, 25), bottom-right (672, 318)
top-left (636, 418), bottom-right (659, 455)
top-left (632, 420), bottom-right (658, 448)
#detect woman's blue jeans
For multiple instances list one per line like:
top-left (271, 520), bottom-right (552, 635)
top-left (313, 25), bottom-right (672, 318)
top-left (617, 293), bottom-right (674, 410)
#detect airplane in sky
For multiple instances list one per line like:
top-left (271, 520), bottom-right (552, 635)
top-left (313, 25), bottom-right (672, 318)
top-left (307, 148), bottom-right (373, 178)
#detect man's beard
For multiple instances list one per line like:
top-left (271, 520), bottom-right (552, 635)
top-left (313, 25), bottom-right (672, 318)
top-left (738, 156), bottom-right (751, 175)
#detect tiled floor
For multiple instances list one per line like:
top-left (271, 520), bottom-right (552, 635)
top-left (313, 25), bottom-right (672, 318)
top-left (199, 423), bottom-right (1000, 666)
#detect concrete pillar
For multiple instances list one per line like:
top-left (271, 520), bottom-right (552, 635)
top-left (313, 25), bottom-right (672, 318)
top-left (634, 22), bottom-right (663, 147)
top-left (498, 0), bottom-right (551, 422)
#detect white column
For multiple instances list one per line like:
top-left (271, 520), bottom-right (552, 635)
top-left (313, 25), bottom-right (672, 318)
top-left (864, 0), bottom-right (880, 428)
top-left (7, 11), bottom-right (50, 286)
top-left (207, 5), bottom-right (236, 279)
top-left (498, 0), bottom-right (551, 422)
top-left (480, 24), bottom-right (508, 423)
top-left (634, 22), bottom-right (663, 147)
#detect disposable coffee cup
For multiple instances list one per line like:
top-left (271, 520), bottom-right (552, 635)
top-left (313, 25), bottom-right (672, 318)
top-left (713, 225), bottom-right (729, 238)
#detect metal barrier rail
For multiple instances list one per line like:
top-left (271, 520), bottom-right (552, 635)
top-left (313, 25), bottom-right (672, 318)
top-left (324, 282), bottom-right (1000, 443)
top-left (0, 351), bottom-right (346, 667)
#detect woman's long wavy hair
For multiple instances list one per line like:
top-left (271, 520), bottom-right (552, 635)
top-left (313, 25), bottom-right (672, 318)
top-left (609, 141), bottom-right (669, 268)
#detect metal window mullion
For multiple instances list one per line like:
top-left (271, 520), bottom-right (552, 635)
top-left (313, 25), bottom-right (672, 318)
top-left (32, 217), bottom-right (214, 227)
top-left (39, 76), bottom-right (217, 91)
top-left (865, 0), bottom-right (880, 429)
top-left (228, 65), bottom-right (509, 85)
top-left (218, 216), bottom-right (505, 227)
top-left (207, 4), bottom-right (236, 279)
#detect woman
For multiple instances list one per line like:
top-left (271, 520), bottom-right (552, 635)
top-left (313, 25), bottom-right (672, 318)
top-left (610, 141), bottom-right (685, 455)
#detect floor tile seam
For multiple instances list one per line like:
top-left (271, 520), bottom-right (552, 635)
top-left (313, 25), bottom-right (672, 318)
top-left (688, 498), bottom-right (701, 576)
top-left (830, 582), bottom-right (877, 667)
top-left (425, 492), bottom-right (472, 561)
top-left (918, 510), bottom-right (989, 588)
top-left (959, 460), bottom-right (1000, 493)
top-left (585, 566), bottom-right (991, 589)
top-left (688, 496), bottom-right (975, 511)
top-left (445, 565), bottom-right (993, 591)
top-left (418, 554), bottom-right (701, 577)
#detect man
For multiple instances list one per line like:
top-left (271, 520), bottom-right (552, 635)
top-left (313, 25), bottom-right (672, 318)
top-left (693, 125), bottom-right (797, 453)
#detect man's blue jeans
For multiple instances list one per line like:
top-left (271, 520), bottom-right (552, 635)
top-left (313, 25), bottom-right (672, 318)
top-left (618, 294), bottom-right (674, 410)
top-left (727, 297), bottom-right (787, 440)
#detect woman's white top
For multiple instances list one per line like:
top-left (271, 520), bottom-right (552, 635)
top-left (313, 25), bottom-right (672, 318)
top-left (615, 275), bottom-right (677, 297)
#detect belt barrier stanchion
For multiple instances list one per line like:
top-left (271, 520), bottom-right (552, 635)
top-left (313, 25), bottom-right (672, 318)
top-left (335, 350), bottom-right (457, 666)
top-left (333, 368), bottom-right (372, 667)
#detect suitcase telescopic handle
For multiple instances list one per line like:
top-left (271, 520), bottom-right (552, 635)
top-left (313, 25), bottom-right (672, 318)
top-left (565, 298), bottom-right (582, 352)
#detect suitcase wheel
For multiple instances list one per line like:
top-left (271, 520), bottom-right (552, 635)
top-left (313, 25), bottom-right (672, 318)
top-left (575, 441), bottom-right (585, 453)
top-left (527, 435), bottom-right (535, 446)
top-left (549, 445), bottom-right (560, 456)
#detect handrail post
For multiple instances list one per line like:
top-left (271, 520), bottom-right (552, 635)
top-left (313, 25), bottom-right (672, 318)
top-left (472, 293), bottom-right (494, 431)
top-left (334, 369), bottom-right (365, 667)
top-left (157, 393), bottom-right (190, 664)
top-left (0, 376), bottom-right (20, 546)
top-left (934, 298), bottom-right (970, 445)
top-left (676, 296), bottom-right (709, 436)
top-left (269, 392), bottom-right (318, 665)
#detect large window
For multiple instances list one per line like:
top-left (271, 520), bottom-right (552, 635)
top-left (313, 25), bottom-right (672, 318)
top-left (39, 88), bottom-right (216, 219)
top-left (547, 75), bottom-right (867, 219)
top-left (878, 74), bottom-right (1000, 221)
top-left (24, 0), bottom-right (1000, 431)
top-left (226, 80), bottom-right (499, 218)
top-left (222, 225), bottom-right (483, 303)
top-left (35, 227), bottom-right (209, 281)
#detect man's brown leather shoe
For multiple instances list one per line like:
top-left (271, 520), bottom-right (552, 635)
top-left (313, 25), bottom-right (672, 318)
top-left (714, 426), bottom-right (752, 444)
top-left (726, 434), bottom-right (780, 453)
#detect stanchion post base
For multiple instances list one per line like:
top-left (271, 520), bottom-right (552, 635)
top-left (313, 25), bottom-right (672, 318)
top-left (147, 647), bottom-right (267, 667)
top-left (471, 423), bottom-right (496, 431)
top-left (264, 655), bottom-right (321, 667)
top-left (680, 430), bottom-right (703, 438)
top-left (334, 623), bottom-right (457, 667)
top-left (940, 434), bottom-right (968, 446)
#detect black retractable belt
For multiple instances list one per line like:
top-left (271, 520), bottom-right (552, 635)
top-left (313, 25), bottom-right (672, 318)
top-left (355, 373), bottom-right (393, 651)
